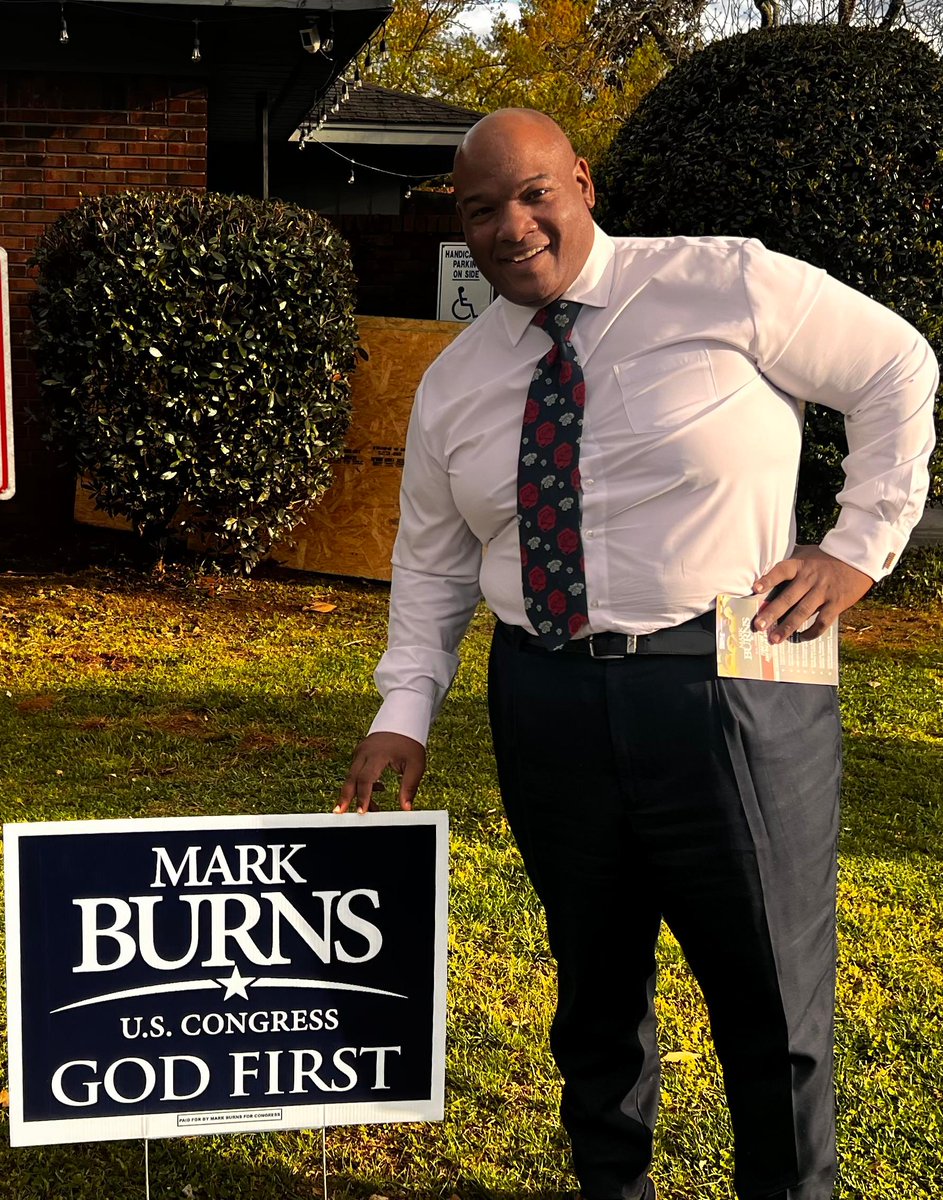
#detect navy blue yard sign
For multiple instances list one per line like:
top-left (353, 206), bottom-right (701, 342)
top-left (4, 813), bottom-right (447, 1146)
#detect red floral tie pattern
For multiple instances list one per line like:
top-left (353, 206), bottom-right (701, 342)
top-left (518, 299), bottom-right (589, 648)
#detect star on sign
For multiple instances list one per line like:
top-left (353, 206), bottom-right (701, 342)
top-left (216, 967), bottom-right (256, 1000)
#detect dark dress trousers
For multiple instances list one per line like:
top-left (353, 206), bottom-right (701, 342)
top-left (488, 618), bottom-right (842, 1200)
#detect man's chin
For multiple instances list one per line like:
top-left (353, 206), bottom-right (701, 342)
top-left (496, 277), bottom-right (562, 309)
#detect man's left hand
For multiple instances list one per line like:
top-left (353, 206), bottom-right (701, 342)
top-left (752, 545), bottom-right (874, 644)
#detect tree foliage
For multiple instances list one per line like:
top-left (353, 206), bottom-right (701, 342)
top-left (31, 192), bottom-right (360, 569)
top-left (593, 0), bottom-right (708, 65)
top-left (374, 0), bottom-right (668, 165)
top-left (596, 25), bottom-right (942, 543)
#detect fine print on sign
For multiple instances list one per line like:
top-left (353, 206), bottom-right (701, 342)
top-left (437, 243), bottom-right (494, 324)
top-left (4, 812), bottom-right (448, 1146)
top-left (1, 245), bottom-right (14, 500)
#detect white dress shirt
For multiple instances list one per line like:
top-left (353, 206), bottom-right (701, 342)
top-left (369, 226), bottom-right (938, 745)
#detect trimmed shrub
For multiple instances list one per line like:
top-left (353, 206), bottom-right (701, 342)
top-left (31, 191), bottom-right (361, 569)
top-left (596, 25), bottom-right (942, 549)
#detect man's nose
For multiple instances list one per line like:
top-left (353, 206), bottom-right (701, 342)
top-left (496, 203), bottom-right (537, 244)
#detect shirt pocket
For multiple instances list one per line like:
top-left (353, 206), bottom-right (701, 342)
top-left (613, 349), bottom-right (717, 434)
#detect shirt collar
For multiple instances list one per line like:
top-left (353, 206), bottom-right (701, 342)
top-left (499, 223), bottom-right (616, 347)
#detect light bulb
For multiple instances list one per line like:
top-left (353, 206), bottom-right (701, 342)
top-left (348, 168), bottom-right (355, 185)
top-left (59, 2), bottom-right (69, 43)
top-left (192, 21), bottom-right (201, 63)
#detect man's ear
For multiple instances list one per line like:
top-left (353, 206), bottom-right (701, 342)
top-left (575, 157), bottom-right (595, 209)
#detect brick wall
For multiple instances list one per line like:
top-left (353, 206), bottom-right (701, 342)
top-left (0, 72), bottom-right (207, 540)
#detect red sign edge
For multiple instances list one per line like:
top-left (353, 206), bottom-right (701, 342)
top-left (0, 245), bottom-right (15, 500)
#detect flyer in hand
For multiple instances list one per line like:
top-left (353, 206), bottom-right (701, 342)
top-left (716, 593), bottom-right (839, 686)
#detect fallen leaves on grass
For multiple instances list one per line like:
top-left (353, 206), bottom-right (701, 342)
top-left (15, 695), bottom-right (56, 713)
top-left (233, 728), bottom-right (333, 757)
top-left (664, 1050), bottom-right (699, 1065)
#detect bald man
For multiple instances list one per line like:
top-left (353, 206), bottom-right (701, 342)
top-left (340, 110), bottom-right (937, 1200)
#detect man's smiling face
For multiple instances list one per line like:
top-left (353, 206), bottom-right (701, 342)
top-left (453, 110), bottom-right (596, 309)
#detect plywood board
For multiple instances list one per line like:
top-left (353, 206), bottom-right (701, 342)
top-left (274, 316), bottom-right (461, 581)
top-left (73, 316), bottom-right (462, 581)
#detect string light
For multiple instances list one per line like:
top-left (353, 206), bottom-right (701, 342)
top-left (348, 167), bottom-right (355, 185)
top-left (322, 10), bottom-right (334, 56)
top-left (302, 138), bottom-right (452, 189)
top-left (378, 24), bottom-right (387, 58)
top-left (191, 18), bottom-right (201, 63)
top-left (404, 186), bottom-right (412, 199)
top-left (364, 44), bottom-right (372, 70)
top-left (354, 64), bottom-right (362, 89)
top-left (59, 2), bottom-right (69, 44)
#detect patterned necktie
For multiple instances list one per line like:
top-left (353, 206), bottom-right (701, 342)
top-left (518, 298), bottom-right (589, 648)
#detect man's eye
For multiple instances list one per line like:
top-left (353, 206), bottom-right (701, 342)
top-left (526, 189), bottom-right (549, 202)
top-left (471, 207), bottom-right (493, 220)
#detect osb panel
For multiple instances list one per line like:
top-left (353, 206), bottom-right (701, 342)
top-left (73, 482), bottom-right (133, 532)
top-left (272, 316), bottom-right (462, 581)
top-left (72, 316), bottom-right (463, 580)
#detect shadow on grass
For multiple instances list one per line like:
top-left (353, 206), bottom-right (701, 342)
top-left (1, 1126), bottom-right (577, 1200)
top-left (840, 731), bottom-right (943, 861)
top-left (0, 675), bottom-right (496, 831)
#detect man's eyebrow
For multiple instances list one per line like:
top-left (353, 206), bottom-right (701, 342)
top-left (458, 174), bottom-right (553, 207)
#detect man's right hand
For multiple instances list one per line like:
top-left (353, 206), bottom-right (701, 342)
top-left (335, 732), bottom-right (427, 814)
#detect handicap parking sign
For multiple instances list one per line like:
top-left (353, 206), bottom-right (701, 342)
top-left (437, 243), bottom-right (494, 323)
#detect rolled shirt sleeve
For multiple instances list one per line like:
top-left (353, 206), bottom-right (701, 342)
top-left (743, 239), bottom-right (938, 580)
top-left (368, 380), bottom-right (483, 746)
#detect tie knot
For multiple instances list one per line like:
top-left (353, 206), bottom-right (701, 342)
top-left (534, 298), bottom-right (582, 345)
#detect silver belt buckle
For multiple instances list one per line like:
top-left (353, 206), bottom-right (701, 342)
top-left (589, 633), bottom-right (637, 659)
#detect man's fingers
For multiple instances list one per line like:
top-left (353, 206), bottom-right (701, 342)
top-left (753, 557), bottom-right (799, 595)
top-left (336, 732), bottom-right (427, 815)
top-left (750, 546), bottom-right (873, 643)
top-left (398, 753), bottom-right (426, 811)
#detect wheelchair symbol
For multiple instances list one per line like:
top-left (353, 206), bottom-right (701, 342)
top-left (451, 286), bottom-right (478, 321)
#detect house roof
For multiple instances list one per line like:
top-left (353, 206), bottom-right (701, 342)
top-left (0, 1), bottom-right (392, 144)
top-left (306, 82), bottom-right (482, 146)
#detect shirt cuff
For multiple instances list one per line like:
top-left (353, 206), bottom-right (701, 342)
top-left (367, 688), bottom-right (438, 748)
top-left (819, 506), bottom-right (916, 582)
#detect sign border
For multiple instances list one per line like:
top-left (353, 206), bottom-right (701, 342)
top-left (4, 811), bottom-right (448, 1146)
top-left (437, 241), bottom-right (493, 324)
top-left (0, 245), bottom-right (14, 500)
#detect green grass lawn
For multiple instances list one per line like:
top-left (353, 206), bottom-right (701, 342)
top-left (0, 567), bottom-right (940, 1200)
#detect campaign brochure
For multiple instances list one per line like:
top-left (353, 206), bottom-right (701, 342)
top-left (716, 593), bottom-right (839, 685)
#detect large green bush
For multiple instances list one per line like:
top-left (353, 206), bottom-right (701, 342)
top-left (596, 25), bottom-right (942, 547)
top-left (32, 191), bottom-right (361, 569)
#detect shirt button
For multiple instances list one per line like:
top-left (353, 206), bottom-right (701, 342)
top-left (590, 600), bottom-right (600, 609)
top-left (585, 529), bottom-right (595, 538)
top-left (583, 478), bottom-right (595, 487)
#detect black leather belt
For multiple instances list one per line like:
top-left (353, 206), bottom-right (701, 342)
top-left (518, 613), bottom-right (715, 658)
